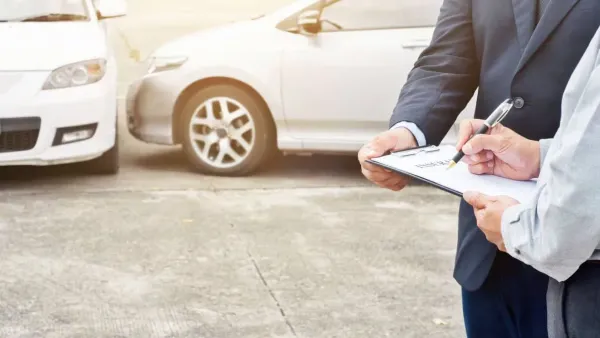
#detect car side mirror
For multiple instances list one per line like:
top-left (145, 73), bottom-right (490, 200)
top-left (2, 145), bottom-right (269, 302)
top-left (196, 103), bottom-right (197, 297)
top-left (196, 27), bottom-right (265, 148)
top-left (95, 0), bottom-right (127, 20)
top-left (296, 9), bottom-right (321, 35)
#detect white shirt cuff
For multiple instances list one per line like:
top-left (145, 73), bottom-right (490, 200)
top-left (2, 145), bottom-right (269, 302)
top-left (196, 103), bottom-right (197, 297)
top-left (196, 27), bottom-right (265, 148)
top-left (390, 122), bottom-right (427, 147)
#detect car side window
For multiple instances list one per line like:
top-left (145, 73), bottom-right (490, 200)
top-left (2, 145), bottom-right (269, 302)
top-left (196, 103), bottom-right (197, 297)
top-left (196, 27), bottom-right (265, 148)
top-left (319, 0), bottom-right (443, 32)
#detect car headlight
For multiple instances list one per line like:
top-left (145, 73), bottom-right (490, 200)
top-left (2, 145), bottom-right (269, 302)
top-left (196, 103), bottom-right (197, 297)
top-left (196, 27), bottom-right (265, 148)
top-left (147, 56), bottom-right (188, 74)
top-left (42, 59), bottom-right (107, 90)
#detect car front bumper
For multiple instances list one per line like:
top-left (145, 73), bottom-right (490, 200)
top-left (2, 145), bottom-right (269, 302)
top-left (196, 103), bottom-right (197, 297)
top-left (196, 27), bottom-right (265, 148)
top-left (0, 73), bottom-right (117, 166)
top-left (126, 71), bottom-right (183, 146)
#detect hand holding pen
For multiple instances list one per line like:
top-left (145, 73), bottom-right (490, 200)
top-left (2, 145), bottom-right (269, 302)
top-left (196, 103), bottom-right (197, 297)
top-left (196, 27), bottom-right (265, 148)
top-left (449, 101), bottom-right (543, 181)
top-left (447, 99), bottom-right (514, 169)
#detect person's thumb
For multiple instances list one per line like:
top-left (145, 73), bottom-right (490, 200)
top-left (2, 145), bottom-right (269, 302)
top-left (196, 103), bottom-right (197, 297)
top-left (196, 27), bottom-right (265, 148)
top-left (463, 134), bottom-right (505, 155)
top-left (363, 147), bottom-right (381, 159)
top-left (463, 191), bottom-right (489, 209)
top-left (366, 134), bottom-right (398, 158)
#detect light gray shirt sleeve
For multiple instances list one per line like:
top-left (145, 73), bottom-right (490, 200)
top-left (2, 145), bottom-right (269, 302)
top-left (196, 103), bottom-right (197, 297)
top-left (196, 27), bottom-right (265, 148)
top-left (538, 138), bottom-right (553, 168)
top-left (390, 122), bottom-right (427, 147)
top-left (500, 39), bottom-right (600, 282)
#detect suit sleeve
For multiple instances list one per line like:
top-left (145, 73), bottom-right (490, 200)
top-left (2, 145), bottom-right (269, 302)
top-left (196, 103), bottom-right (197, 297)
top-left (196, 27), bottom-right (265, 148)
top-left (501, 37), bottom-right (600, 282)
top-left (390, 0), bottom-right (480, 146)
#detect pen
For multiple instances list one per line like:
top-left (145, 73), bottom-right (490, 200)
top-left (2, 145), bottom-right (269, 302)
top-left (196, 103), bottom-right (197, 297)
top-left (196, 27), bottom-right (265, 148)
top-left (447, 98), bottom-right (514, 169)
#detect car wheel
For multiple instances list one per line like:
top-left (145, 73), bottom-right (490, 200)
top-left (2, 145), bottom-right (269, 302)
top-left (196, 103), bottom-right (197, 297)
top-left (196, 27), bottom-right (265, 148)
top-left (85, 127), bottom-right (120, 175)
top-left (180, 84), bottom-right (274, 176)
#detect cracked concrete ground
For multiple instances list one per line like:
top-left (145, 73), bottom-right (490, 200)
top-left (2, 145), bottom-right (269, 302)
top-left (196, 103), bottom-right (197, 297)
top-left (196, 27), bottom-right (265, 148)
top-left (0, 179), bottom-right (464, 337)
top-left (0, 0), bottom-right (466, 336)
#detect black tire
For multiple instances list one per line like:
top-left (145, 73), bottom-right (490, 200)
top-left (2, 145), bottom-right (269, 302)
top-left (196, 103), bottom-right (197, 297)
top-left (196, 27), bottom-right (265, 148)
top-left (85, 128), bottom-right (120, 175)
top-left (180, 84), bottom-right (274, 176)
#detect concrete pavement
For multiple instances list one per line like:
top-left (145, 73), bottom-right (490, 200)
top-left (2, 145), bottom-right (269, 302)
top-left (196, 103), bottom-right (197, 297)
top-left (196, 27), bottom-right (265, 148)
top-left (0, 183), bottom-right (464, 337)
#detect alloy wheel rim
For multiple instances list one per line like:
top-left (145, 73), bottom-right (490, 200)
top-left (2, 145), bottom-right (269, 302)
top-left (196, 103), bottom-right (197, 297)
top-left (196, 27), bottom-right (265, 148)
top-left (188, 97), bottom-right (255, 169)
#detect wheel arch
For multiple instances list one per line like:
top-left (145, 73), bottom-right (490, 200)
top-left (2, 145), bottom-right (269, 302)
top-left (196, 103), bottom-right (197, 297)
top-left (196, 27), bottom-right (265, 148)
top-left (172, 77), bottom-right (277, 145)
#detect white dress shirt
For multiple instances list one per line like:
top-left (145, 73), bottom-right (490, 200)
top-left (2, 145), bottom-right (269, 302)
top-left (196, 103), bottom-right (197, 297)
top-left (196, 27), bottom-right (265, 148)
top-left (390, 121), bottom-right (427, 147)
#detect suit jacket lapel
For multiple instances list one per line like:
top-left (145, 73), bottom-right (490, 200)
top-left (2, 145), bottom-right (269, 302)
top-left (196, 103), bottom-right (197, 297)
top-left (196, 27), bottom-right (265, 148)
top-left (512, 0), bottom-right (536, 54)
top-left (516, 0), bottom-right (581, 72)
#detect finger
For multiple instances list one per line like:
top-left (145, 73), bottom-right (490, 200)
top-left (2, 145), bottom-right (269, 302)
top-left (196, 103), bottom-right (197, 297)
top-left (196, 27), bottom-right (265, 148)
top-left (358, 143), bottom-right (391, 164)
top-left (456, 119), bottom-right (486, 151)
top-left (465, 151), bottom-right (494, 165)
top-left (370, 134), bottom-right (400, 155)
top-left (471, 207), bottom-right (481, 222)
top-left (385, 177), bottom-right (410, 191)
top-left (367, 170), bottom-right (408, 190)
top-left (468, 161), bottom-right (495, 175)
top-left (456, 120), bottom-right (474, 151)
top-left (497, 196), bottom-right (519, 206)
top-left (461, 156), bottom-right (476, 165)
top-left (358, 146), bottom-right (381, 164)
top-left (378, 170), bottom-right (408, 184)
top-left (463, 134), bottom-right (505, 155)
top-left (362, 167), bottom-right (407, 186)
top-left (360, 159), bottom-right (391, 173)
top-left (476, 209), bottom-right (487, 223)
top-left (390, 180), bottom-right (409, 191)
top-left (473, 209), bottom-right (488, 232)
top-left (461, 152), bottom-right (493, 165)
top-left (463, 191), bottom-right (491, 209)
top-left (475, 209), bottom-right (490, 236)
top-left (358, 134), bottom-right (401, 167)
top-left (362, 167), bottom-right (394, 183)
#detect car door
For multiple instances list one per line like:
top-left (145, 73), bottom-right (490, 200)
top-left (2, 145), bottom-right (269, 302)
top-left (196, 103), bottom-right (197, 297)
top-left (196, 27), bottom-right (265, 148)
top-left (280, 0), bottom-right (444, 152)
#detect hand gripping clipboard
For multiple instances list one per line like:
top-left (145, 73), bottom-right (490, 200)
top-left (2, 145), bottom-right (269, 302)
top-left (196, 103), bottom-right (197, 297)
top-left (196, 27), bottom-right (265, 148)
top-left (366, 145), bottom-right (462, 197)
top-left (366, 145), bottom-right (537, 203)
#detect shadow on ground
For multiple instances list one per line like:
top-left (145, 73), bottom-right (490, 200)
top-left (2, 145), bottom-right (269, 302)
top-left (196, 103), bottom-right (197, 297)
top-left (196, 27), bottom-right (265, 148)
top-left (0, 148), bottom-right (364, 185)
top-left (132, 147), bottom-right (363, 177)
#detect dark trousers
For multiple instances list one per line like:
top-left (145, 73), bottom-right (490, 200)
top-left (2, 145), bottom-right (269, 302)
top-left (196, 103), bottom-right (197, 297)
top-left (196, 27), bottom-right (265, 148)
top-left (462, 252), bottom-right (549, 338)
top-left (547, 262), bottom-right (600, 338)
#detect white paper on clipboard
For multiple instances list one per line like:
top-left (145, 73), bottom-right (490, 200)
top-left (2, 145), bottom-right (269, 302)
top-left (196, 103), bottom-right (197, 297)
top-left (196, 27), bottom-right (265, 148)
top-left (367, 145), bottom-right (537, 203)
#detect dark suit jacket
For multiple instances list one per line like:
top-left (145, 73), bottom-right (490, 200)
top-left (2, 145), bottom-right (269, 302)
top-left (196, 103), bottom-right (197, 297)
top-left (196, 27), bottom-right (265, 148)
top-left (390, 0), bottom-right (600, 291)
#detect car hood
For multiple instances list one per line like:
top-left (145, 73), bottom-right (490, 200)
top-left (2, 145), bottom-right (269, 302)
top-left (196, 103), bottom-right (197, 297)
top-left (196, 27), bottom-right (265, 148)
top-left (0, 22), bottom-right (106, 71)
top-left (151, 19), bottom-right (264, 57)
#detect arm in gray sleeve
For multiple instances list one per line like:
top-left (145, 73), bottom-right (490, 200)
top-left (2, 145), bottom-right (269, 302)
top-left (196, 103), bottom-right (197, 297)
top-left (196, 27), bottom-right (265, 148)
top-left (500, 39), bottom-right (600, 282)
top-left (538, 138), bottom-right (553, 168)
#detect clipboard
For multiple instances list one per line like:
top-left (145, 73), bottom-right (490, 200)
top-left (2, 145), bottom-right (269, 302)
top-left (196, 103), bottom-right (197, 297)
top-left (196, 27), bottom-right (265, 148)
top-left (366, 145), bottom-right (537, 203)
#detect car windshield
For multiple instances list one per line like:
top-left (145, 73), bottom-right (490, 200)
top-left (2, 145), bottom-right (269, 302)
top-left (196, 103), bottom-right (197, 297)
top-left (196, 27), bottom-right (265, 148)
top-left (0, 0), bottom-right (89, 22)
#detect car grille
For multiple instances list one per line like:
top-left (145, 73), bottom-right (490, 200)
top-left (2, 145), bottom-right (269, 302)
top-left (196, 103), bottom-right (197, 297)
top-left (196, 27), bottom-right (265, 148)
top-left (0, 117), bottom-right (41, 153)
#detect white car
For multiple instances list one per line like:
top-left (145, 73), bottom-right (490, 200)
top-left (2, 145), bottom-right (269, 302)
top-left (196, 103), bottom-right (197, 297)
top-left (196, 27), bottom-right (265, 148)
top-left (0, 0), bottom-right (125, 174)
top-left (127, 0), bottom-right (476, 176)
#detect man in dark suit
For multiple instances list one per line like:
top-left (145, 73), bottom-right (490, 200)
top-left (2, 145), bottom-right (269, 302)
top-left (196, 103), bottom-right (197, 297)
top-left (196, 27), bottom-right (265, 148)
top-left (358, 0), bottom-right (600, 337)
